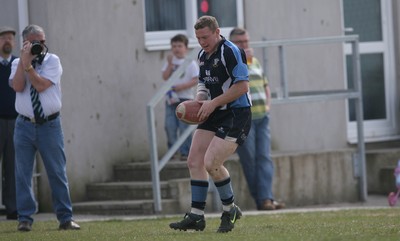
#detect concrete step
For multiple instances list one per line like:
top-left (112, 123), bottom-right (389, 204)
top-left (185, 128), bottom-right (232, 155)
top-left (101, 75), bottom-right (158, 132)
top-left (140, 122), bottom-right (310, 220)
top-left (73, 199), bottom-right (180, 215)
top-left (365, 148), bottom-right (400, 194)
top-left (86, 181), bottom-right (172, 201)
top-left (74, 160), bottom-right (192, 216)
top-left (379, 167), bottom-right (397, 195)
top-left (114, 160), bottom-right (189, 182)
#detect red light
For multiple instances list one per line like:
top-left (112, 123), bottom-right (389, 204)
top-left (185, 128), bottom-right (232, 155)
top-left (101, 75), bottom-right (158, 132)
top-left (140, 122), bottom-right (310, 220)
top-left (201, 0), bottom-right (209, 13)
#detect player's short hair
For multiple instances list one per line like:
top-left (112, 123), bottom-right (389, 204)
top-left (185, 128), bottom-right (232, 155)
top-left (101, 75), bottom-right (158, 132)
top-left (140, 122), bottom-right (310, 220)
top-left (171, 34), bottom-right (189, 47)
top-left (194, 15), bottom-right (219, 32)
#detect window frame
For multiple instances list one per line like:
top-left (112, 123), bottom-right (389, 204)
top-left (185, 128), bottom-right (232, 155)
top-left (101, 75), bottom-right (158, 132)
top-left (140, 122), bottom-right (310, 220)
top-left (144, 0), bottom-right (244, 51)
top-left (342, 0), bottom-right (398, 143)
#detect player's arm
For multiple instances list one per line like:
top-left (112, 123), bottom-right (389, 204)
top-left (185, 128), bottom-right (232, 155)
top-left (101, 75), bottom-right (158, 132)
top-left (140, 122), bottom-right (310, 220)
top-left (196, 82), bottom-right (209, 101)
top-left (217, 47), bottom-right (249, 107)
top-left (197, 80), bottom-right (249, 121)
top-left (209, 80), bottom-right (248, 108)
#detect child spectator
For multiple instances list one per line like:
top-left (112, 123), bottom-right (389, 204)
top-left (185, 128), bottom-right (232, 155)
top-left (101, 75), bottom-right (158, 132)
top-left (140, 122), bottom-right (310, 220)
top-left (161, 34), bottom-right (199, 160)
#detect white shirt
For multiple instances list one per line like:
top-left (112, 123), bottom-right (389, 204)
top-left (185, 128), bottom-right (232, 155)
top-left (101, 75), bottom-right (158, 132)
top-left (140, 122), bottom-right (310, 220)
top-left (161, 56), bottom-right (199, 100)
top-left (0, 56), bottom-right (12, 64)
top-left (9, 53), bottom-right (63, 117)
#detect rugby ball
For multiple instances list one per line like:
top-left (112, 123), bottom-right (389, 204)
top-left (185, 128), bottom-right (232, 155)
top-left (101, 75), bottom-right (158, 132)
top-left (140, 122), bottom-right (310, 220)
top-left (175, 100), bottom-right (203, 124)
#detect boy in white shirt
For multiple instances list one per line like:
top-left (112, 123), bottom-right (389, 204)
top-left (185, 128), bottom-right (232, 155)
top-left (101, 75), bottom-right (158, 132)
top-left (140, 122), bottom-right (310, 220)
top-left (161, 34), bottom-right (199, 160)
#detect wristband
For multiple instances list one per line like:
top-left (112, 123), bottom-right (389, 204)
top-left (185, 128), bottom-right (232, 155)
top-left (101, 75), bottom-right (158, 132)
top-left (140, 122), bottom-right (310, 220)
top-left (25, 65), bottom-right (33, 72)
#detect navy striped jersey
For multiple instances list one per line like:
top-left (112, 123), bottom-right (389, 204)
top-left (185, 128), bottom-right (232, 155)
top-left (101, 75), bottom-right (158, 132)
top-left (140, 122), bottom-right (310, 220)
top-left (197, 36), bottom-right (252, 110)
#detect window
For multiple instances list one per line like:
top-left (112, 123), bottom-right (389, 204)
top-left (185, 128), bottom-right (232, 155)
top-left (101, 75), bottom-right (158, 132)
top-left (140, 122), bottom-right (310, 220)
top-left (343, 0), bottom-right (397, 142)
top-left (343, 0), bottom-right (382, 42)
top-left (145, 0), bottom-right (186, 31)
top-left (144, 0), bottom-right (244, 51)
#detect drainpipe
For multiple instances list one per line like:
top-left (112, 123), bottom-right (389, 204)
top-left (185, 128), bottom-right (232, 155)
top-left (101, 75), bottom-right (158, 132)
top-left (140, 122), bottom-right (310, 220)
top-left (17, 0), bottom-right (29, 48)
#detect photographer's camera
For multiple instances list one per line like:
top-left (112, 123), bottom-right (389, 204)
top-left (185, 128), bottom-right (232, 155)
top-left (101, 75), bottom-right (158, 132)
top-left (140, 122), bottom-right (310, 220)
top-left (31, 41), bottom-right (43, 55)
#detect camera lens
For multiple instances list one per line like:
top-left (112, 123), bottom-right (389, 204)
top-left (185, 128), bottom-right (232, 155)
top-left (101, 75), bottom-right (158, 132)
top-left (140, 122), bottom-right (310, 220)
top-left (31, 41), bottom-right (43, 55)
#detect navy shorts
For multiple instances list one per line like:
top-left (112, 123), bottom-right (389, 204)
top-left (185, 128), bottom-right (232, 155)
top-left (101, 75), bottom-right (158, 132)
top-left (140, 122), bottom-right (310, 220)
top-left (197, 107), bottom-right (251, 145)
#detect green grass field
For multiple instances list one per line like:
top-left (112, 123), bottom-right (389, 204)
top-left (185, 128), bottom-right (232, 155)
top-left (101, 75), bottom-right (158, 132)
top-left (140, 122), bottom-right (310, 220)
top-left (0, 208), bottom-right (399, 241)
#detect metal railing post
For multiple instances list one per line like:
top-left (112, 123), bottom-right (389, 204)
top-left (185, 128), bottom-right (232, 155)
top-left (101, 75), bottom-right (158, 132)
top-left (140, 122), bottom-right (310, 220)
top-left (351, 39), bottom-right (367, 201)
top-left (278, 46), bottom-right (288, 99)
top-left (262, 37), bottom-right (268, 76)
top-left (146, 105), bottom-right (161, 213)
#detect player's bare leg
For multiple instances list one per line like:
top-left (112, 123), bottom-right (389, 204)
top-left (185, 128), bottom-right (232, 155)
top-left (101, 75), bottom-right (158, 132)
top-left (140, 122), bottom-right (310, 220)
top-left (204, 136), bottom-right (237, 181)
top-left (186, 129), bottom-right (214, 179)
top-left (204, 137), bottom-right (242, 232)
top-left (169, 129), bottom-right (213, 231)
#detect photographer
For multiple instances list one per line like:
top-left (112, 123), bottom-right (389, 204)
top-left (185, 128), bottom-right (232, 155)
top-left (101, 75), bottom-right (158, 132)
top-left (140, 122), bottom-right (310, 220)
top-left (10, 24), bottom-right (80, 232)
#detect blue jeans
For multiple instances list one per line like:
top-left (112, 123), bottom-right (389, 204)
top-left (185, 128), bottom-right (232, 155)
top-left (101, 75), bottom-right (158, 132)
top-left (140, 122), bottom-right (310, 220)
top-left (14, 115), bottom-right (73, 224)
top-left (236, 114), bottom-right (274, 207)
top-left (165, 101), bottom-right (192, 156)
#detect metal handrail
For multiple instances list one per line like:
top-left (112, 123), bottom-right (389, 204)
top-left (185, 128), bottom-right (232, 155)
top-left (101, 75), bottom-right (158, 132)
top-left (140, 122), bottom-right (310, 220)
top-left (266, 35), bottom-right (366, 201)
top-left (147, 35), bottom-right (366, 213)
top-left (146, 48), bottom-right (199, 213)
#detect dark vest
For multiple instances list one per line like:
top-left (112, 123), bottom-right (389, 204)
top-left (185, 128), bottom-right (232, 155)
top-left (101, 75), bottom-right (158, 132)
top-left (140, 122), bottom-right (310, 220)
top-left (0, 55), bottom-right (18, 118)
